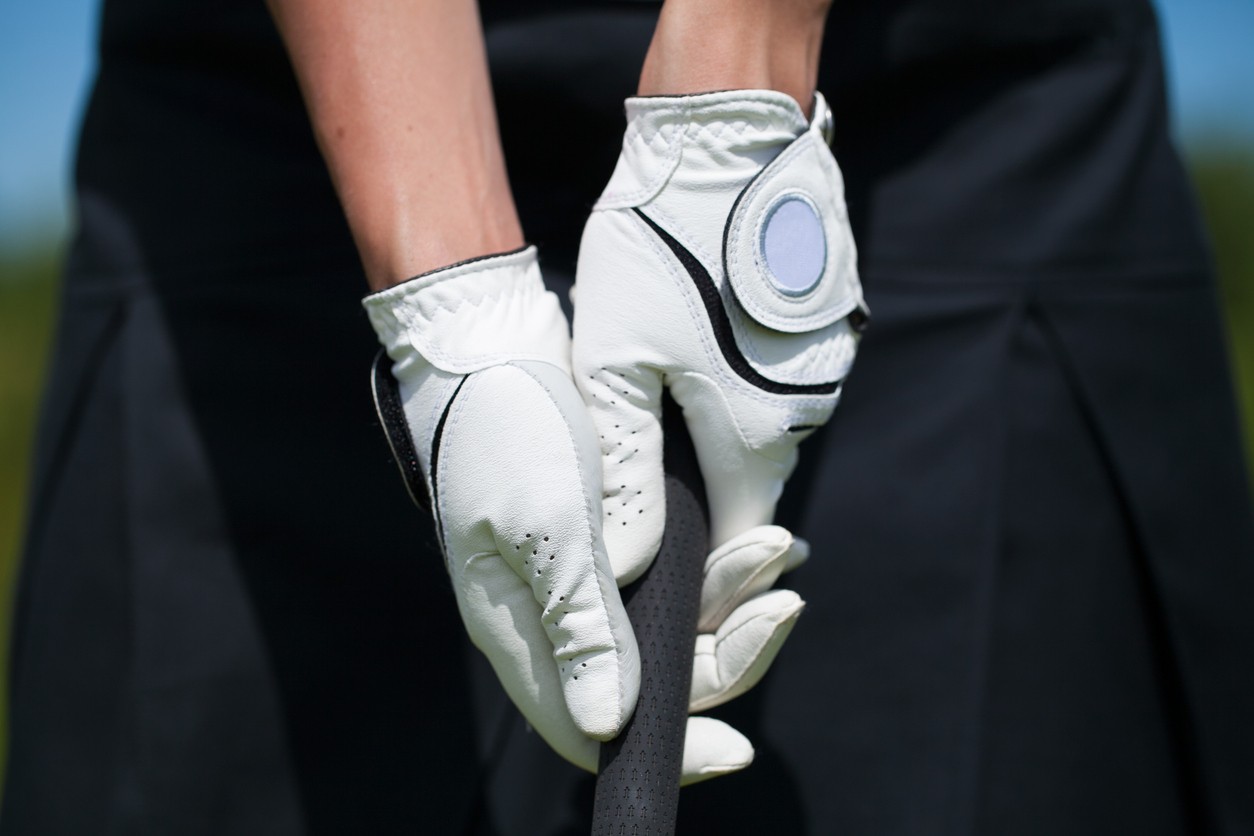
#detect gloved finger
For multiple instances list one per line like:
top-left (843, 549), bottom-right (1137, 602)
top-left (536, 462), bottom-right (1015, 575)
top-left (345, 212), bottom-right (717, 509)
top-left (457, 553), bottom-right (601, 757)
top-left (689, 589), bottom-right (805, 712)
top-left (573, 357), bottom-right (667, 585)
top-left (698, 525), bottom-right (794, 633)
top-left (457, 561), bottom-right (748, 786)
top-left (680, 716), bottom-right (755, 786)
top-left (783, 536), bottom-right (810, 573)
top-left (559, 715), bottom-right (755, 787)
top-left (667, 371), bottom-right (802, 550)
top-left (440, 362), bottom-right (639, 740)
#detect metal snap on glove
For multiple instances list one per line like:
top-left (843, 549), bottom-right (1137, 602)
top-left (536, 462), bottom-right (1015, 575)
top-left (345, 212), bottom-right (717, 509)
top-left (365, 246), bottom-right (782, 783)
top-left (573, 89), bottom-right (867, 580)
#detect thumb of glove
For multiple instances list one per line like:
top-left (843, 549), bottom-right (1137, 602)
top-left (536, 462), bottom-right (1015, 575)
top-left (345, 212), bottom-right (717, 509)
top-left (573, 337), bottom-right (668, 586)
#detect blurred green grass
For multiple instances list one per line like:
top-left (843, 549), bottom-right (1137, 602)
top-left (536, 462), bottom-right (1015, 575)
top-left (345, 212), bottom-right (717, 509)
top-left (0, 148), bottom-right (1251, 791)
top-left (0, 247), bottom-right (59, 569)
top-left (0, 243), bottom-right (60, 788)
top-left (1191, 146), bottom-right (1254, 448)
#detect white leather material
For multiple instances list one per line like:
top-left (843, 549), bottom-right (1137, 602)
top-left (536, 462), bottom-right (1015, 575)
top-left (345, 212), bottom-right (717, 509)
top-left (365, 247), bottom-right (779, 784)
top-left (365, 248), bottom-right (572, 376)
top-left (560, 715), bottom-right (755, 788)
top-left (690, 526), bottom-right (805, 713)
top-left (698, 525), bottom-right (796, 633)
top-left (366, 249), bottom-right (637, 745)
top-left (550, 524), bottom-right (805, 785)
top-left (574, 90), bottom-right (865, 581)
top-left (573, 92), bottom-right (857, 776)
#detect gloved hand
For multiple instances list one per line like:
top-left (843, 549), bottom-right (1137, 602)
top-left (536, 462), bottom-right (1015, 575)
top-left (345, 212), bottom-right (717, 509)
top-left (573, 89), bottom-right (867, 582)
top-left (572, 92), bottom-right (866, 755)
top-left (365, 246), bottom-right (794, 784)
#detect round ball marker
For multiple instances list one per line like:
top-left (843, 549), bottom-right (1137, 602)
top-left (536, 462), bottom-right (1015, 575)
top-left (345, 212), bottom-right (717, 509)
top-left (762, 196), bottom-right (826, 296)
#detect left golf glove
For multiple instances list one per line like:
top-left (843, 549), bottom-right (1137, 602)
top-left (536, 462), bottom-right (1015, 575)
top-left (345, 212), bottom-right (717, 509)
top-left (365, 246), bottom-right (778, 783)
top-left (366, 247), bottom-right (639, 750)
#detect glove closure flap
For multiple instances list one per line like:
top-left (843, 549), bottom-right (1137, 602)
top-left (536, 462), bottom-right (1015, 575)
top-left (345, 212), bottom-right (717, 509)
top-left (723, 129), bottom-right (862, 334)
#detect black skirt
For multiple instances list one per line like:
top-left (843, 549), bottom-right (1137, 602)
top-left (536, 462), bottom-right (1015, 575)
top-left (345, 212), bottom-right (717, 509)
top-left (5, 1), bottom-right (1252, 834)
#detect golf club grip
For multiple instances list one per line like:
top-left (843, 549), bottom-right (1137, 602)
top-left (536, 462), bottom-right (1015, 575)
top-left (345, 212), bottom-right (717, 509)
top-left (591, 396), bottom-right (708, 835)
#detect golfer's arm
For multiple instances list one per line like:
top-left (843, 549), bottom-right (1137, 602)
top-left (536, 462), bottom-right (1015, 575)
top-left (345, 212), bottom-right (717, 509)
top-left (639, 0), bottom-right (832, 116)
top-left (267, 0), bottom-right (523, 291)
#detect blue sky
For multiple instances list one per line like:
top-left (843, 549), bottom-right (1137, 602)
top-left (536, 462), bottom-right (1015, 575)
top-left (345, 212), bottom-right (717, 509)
top-left (1, 0), bottom-right (1252, 252)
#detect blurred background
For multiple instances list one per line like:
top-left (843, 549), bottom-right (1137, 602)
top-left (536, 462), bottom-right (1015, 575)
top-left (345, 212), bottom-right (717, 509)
top-left (0, 0), bottom-right (1252, 788)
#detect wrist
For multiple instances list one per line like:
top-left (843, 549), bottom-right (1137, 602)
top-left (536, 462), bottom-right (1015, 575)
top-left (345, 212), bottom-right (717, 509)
top-left (351, 175), bottom-right (525, 291)
top-left (637, 0), bottom-right (830, 117)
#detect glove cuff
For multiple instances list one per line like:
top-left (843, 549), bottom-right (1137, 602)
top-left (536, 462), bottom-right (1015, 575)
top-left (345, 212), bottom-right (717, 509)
top-left (597, 90), bottom-right (820, 211)
top-left (624, 89), bottom-right (809, 135)
top-left (363, 245), bottom-right (572, 378)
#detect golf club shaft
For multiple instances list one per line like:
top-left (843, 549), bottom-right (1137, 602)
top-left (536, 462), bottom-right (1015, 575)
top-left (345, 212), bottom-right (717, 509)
top-left (591, 394), bottom-right (707, 835)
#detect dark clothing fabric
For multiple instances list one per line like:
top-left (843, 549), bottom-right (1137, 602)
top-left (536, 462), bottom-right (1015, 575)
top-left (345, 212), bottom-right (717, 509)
top-left (5, 1), bottom-right (1253, 834)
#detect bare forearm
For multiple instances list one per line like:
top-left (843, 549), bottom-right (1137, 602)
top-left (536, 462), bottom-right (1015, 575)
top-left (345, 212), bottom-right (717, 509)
top-left (638, 0), bottom-right (832, 115)
top-left (268, 0), bottom-right (522, 290)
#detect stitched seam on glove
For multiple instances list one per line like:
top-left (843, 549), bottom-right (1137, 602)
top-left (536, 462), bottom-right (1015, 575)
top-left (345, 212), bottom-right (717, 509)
top-left (635, 200), bottom-right (848, 399)
top-left (689, 601), bottom-right (803, 712)
top-left (700, 546), bottom-right (784, 632)
top-left (619, 208), bottom-right (834, 427)
top-left (633, 208), bottom-right (841, 396)
top-left (619, 208), bottom-right (779, 416)
top-left (632, 201), bottom-right (851, 408)
top-left (371, 349), bottom-right (429, 510)
top-left (597, 121), bottom-right (688, 209)
top-left (428, 373), bottom-right (470, 561)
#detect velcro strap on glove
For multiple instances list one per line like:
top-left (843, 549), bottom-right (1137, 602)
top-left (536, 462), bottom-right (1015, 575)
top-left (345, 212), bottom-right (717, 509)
top-left (593, 90), bottom-right (865, 338)
top-left (724, 119), bottom-right (861, 333)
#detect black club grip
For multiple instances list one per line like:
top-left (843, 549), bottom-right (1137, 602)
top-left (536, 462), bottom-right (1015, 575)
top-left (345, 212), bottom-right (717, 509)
top-left (591, 395), bottom-right (708, 835)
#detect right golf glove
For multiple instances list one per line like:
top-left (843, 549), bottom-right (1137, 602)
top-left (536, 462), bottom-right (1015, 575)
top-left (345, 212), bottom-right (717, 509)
top-left (573, 88), bottom-right (867, 580)
top-left (571, 89), bottom-right (866, 769)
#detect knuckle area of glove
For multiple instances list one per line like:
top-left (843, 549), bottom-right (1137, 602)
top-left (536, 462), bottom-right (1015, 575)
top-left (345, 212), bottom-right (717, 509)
top-left (700, 551), bottom-right (787, 632)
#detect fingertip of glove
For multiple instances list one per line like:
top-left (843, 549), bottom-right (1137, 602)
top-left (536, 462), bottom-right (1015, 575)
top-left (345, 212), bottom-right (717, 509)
top-left (563, 646), bottom-right (640, 741)
top-left (748, 588), bottom-right (807, 626)
top-left (604, 523), bottom-right (664, 586)
top-left (680, 717), bottom-right (755, 787)
top-left (577, 720), bottom-right (621, 744)
top-left (784, 536), bottom-right (811, 572)
top-left (759, 524), bottom-right (795, 548)
top-left (567, 700), bottom-right (627, 743)
top-left (707, 525), bottom-right (792, 565)
top-left (580, 689), bottom-right (639, 743)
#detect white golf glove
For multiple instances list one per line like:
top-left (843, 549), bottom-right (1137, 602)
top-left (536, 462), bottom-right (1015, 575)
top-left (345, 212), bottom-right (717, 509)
top-left (573, 91), bottom-right (866, 738)
top-left (365, 246), bottom-right (788, 784)
top-left (573, 89), bottom-right (866, 579)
